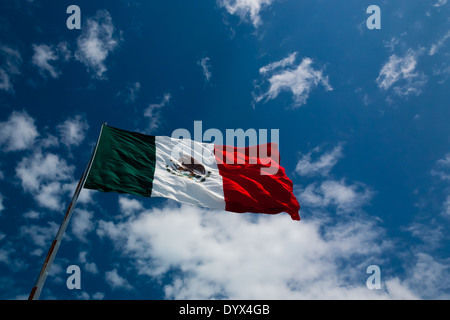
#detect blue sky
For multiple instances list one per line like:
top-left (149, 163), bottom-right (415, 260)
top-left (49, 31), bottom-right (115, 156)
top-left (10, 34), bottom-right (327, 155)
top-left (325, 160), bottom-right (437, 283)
top-left (0, 0), bottom-right (449, 300)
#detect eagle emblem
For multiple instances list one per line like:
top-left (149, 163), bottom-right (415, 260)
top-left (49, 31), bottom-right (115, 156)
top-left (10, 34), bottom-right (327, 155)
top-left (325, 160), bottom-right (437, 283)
top-left (166, 154), bottom-right (211, 183)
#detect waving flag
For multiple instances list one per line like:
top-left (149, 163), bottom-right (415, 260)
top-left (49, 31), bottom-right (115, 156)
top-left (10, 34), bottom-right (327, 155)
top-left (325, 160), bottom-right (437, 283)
top-left (84, 125), bottom-right (300, 220)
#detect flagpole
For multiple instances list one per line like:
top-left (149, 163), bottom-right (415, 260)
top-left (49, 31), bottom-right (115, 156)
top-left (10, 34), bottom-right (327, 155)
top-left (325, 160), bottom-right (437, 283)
top-left (28, 123), bottom-right (106, 300)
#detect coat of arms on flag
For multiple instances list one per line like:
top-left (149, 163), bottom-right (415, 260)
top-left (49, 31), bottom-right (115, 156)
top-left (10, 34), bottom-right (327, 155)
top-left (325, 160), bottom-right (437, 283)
top-left (166, 155), bottom-right (212, 183)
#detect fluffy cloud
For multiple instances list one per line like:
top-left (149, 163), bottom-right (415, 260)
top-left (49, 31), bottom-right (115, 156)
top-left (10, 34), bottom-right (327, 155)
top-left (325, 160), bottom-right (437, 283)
top-left (0, 45), bottom-right (21, 92)
top-left (75, 10), bottom-right (120, 79)
top-left (105, 269), bottom-right (133, 291)
top-left (429, 30), bottom-right (450, 56)
top-left (0, 244), bottom-right (26, 271)
top-left (1, 111), bottom-right (94, 210)
top-left (296, 144), bottom-right (372, 213)
top-left (96, 203), bottom-right (399, 299)
top-left (79, 251), bottom-right (99, 274)
top-left (32, 44), bottom-right (60, 78)
top-left (0, 69), bottom-right (12, 92)
top-left (198, 57), bottom-right (212, 82)
top-left (296, 144), bottom-right (344, 177)
top-left (254, 53), bottom-right (332, 108)
top-left (119, 81), bottom-right (141, 104)
top-left (4, 112), bottom-right (95, 210)
top-left (71, 209), bottom-right (94, 242)
top-left (431, 153), bottom-right (450, 217)
top-left (299, 180), bottom-right (373, 214)
top-left (376, 49), bottom-right (427, 97)
top-left (406, 222), bottom-right (445, 249)
top-left (31, 42), bottom-right (71, 79)
top-left (16, 151), bottom-right (74, 192)
top-left (0, 194), bottom-right (4, 214)
top-left (434, 0), bottom-right (447, 7)
top-left (259, 52), bottom-right (297, 74)
top-left (218, 0), bottom-right (275, 27)
top-left (143, 93), bottom-right (171, 133)
top-left (0, 247), bottom-right (13, 266)
top-left (20, 222), bottom-right (59, 248)
top-left (387, 253), bottom-right (450, 300)
top-left (0, 111), bottom-right (39, 152)
top-left (57, 115), bottom-right (89, 147)
top-left (431, 153), bottom-right (450, 180)
top-left (443, 196), bottom-right (450, 217)
top-left (119, 196), bottom-right (144, 216)
top-left (15, 151), bottom-right (75, 210)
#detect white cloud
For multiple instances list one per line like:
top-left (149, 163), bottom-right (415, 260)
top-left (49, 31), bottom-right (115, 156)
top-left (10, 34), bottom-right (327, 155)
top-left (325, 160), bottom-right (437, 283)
top-left (259, 52), bottom-right (297, 74)
top-left (218, 0), bottom-right (275, 27)
top-left (299, 180), bottom-right (373, 214)
top-left (0, 247), bottom-right (12, 266)
top-left (57, 115), bottom-right (89, 147)
top-left (71, 209), bottom-right (94, 242)
top-left (1, 46), bottom-right (21, 74)
top-left (254, 53), bottom-right (332, 108)
top-left (429, 30), bottom-right (450, 56)
top-left (198, 57), bottom-right (212, 82)
top-left (432, 156), bottom-right (450, 216)
top-left (390, 253), bottom-right (450, 300)
top-left (23, 210), bottom-right (40, 219)
top-left (105, 269), bottom-right (133, 290)
top-left (0, 194), bottom-right (4, 214)
top-left (63, 181), bottom-right (94, 205)
top-left (32, 44), bottom-right (60, 78)
top-left (38, 134), bottom-right (59, 149)
top-left (0, 69), bottom-right (12, 92)
top-left (0, 111), bottom-right (39, 152)
top-left (376, 49), bottom-right (427, 97)
top-left (119, 196), bottom-right (144, 216)
top-left (406, 222), bottom-right (444, 248)
top-left (56, 41), bottom-right (72, 62)
top-left (31, 41), bottom-right (72, 79)
top-left (15, 151), bottom-right (75, 210)
top-left (79, 251), bottom-right (99, 274)
top-left (384, 278), bottom-right (420, 300)
top-left (20, 222), bottom-right (59, 248)
top-left (119, 81), bottom-right (141, 104)
top-left (0, 246), bottom-right (25, 271)
top-left (436, 154), bottom-right (450, 168)
top-left (434, 0), bottom-right (447, 7)
top-left (96, 203), bottom-right (401, 300)
top-left (75, 10), bottom-right (120, 79)
top-left (143, 93), bottom-right (171, 133)
top-left (16, 151), bottom-right (74, 192)
top-left (296, 144), bottom-right (344, 177)
top-left (383, 37), bottom-right (400, 53)
top-left (431, 153), bottom-right (450, 180)
top-left (97, 203), bottom-right (450, 300)
top-left (0, 45), bottom-right (21, 92)
top-left (0, 241), bottom-right (27, 272)
top-left (377, 50), bottom-right (418, 89)
top-left (91, 292), bottom-right (105, 300)
top-left (34, 181), bottom-right (64, 210)
top-left (443, 196), bottom-right (450, 217)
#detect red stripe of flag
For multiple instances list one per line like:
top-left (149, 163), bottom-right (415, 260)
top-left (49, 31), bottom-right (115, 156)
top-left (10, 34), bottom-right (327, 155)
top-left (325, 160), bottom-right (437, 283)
top-left (214, 143), bottom-right (300, 221)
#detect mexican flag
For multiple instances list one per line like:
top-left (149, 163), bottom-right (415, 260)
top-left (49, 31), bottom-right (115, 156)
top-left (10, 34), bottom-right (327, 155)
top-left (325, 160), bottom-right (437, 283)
top-left (84, 125), bottom-right (300, 220)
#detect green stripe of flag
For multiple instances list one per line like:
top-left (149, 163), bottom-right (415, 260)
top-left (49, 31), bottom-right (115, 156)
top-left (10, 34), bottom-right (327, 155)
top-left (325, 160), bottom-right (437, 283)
top-left (84, 125), bottom-right (156, 197)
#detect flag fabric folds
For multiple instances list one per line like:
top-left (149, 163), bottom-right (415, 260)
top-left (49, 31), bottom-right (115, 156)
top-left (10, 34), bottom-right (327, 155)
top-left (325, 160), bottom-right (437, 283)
top-left (84, 125), bottom-right (300, 220)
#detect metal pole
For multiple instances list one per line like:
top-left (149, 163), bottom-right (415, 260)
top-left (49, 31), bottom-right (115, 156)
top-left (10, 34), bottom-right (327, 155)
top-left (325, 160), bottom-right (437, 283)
top-left (28, 124), bottom-right (105, 300)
